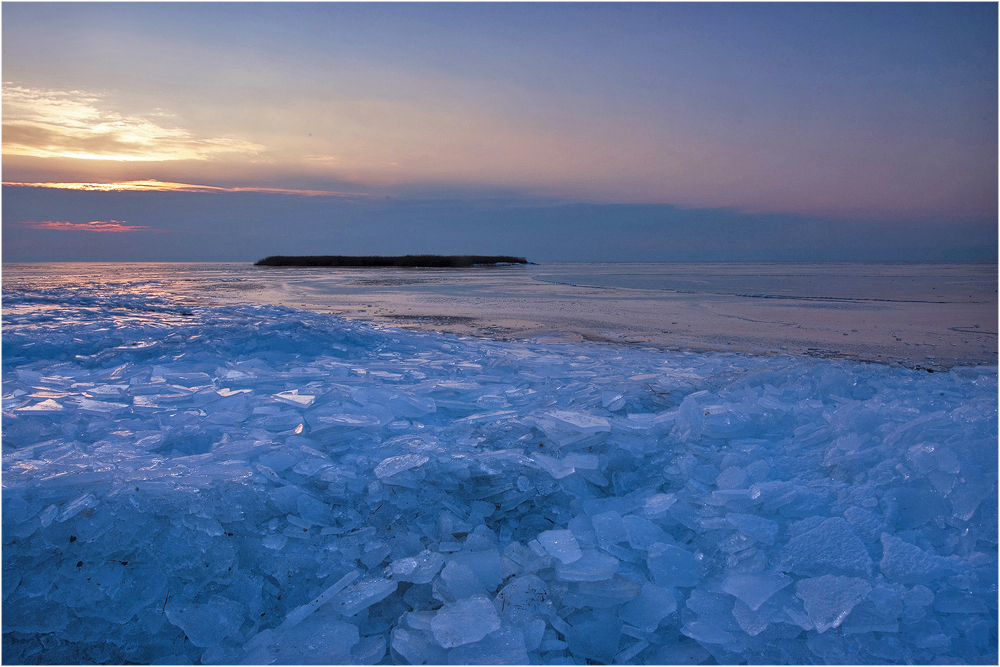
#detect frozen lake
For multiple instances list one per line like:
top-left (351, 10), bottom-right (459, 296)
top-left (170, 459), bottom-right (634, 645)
top-left (6, 261), bottom-right (997, 370)
top-left (2, 262), bottom-right (997, 664)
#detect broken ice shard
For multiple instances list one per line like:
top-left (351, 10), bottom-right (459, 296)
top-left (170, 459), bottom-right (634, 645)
top-left (546, 410), bottom-right (611, 434)
top-left (537, 529), bottom-right (583, 564)
top-left (795, 575), bottom-right (872, 634)
top-left (721, 572), bottom-right (792, 611)
top-left (431, 595), bottom-right (501, 648)
top-left (374, 453), bottom-right (429, 479)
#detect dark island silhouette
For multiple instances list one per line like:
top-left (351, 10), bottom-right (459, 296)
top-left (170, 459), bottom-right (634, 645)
top-left (255, 255), bottom-right (529, 268)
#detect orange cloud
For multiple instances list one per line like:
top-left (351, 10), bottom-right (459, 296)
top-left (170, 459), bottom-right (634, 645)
top-left (2, 179), bottom-right (368, 197)
top-left (15, 219), bottom-right (160, 233)
top-left (2, 86), bottom-right (264, 162)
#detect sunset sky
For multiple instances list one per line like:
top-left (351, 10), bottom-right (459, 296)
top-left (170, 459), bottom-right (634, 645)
top-left (3, 2), bottom-right (996, 262)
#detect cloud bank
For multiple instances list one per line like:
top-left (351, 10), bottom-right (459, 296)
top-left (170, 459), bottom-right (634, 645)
top-left (2, 86), bottom-right (263, 162)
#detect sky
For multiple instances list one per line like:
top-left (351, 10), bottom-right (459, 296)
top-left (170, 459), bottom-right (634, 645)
top-left (2, 2), bottom-right (997, 262)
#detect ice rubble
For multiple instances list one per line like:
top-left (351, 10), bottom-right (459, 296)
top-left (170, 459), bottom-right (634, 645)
top-left (2, 287), bottom-right (997, 665)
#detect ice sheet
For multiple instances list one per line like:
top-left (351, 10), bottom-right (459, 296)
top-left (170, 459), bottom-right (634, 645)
top-left (4, 262), bottom-right (996, 370)
top-left (1, 267), bottom-right (997, 664)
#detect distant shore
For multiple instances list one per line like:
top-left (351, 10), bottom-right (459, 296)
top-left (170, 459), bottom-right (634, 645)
top-left (254, 254), bottom-right (528, 268)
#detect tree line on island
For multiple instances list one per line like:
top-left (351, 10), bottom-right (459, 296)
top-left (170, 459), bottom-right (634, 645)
top-left (254, 255), bottom-right (529, 267)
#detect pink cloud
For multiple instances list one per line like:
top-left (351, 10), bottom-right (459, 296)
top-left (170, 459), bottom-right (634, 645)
top-left (15, 219), bottom-right (160, 233)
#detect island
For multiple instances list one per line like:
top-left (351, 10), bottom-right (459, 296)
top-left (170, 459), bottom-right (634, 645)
top-left (254, 254), bottom-right (529, 268)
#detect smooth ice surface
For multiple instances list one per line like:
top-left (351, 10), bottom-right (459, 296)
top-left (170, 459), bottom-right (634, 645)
top-left (2, 275), bottom-right (997, 665)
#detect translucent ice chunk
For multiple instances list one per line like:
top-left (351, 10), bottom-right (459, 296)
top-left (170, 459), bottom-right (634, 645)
top-left (725, 513), bottom-right (779, 546)
top-left (274, 389), bottom-right (316, 408)
top-left (317, 413), bottom-right (382, 427)
top-left (648, 543), bottom-right (700, 588)
top-left (334, 578), bottom-right (398, 616)
top-left (374, 454), bottom-right (429, 479)
top-left (263, 533), bottom-right (288, 550)
top-left (564, 618), bottom-right (622, 663)
top-left (879, 533), bottom-right (953, 583)
top-left (296, 494), bottom-right (331, 526)
top-left (554, 549), bottom-right (619, 581)
top-left (623, 515), bottom-right (671, 551)
top-left (273, 571), bottom-right (359, 632)
top-left (563, 575), bottom-right (640, 609)
top-left (350, 634), bottom-right (387, 665)
top-left (591, 510), bottom-right (628, 547)
top-left (440, 560), bottom-right (486, 600)
top-left (903, 584), bottom-right (935, 607)
top-left (721, 572), bottom-right (792, 611)
top-left (680, 620), bottom-right (734, 645)
top-left (431, 595), bottom-right (501, 648)
top-left (495, 574), bottom-right (550, 619)
top-left (76, 398), bottom-right (128, 414)
top-left (530, 453), bottom-right (576, 479)
top-left (249, 613), bottom-right (359, 664)
top-left (563, 452), bottom-right (599, 469)
top-left (58, 493), bottom-right (98, 522)
top-left (388, 551), bottom-right (445, 584)
top-left (716, 466), bottom-right (747, 490)
top-left (795, 575), bottom-right (871, 634)
top-left (646, 640), bottom-right (712, 665)
top-left (732, 599), bottom-right (769, 636)
top-left (447, 626), bottom-right (528, 665)
top-left (546, 410), bottom-right (611, 434)
top-left (933, 589), bottom-right (989, 614)
top-left (3, 593), bottom-right (69, 635)
top-left (615, 638), bottom-right (650, 663)
top-left (37, 504), bottom-right (58, 528)
top-left (602, 391), bottom-right (626, 411)
top-left (619, 582), bottom-right (677, 632)
top-left (15, 398), bottom-right (64, 413)
top-left (780, 517), bottom-right (872, 577)
top-left (640, 493), bottom-right (677, 519)
top-left (537, 529), bottom-right (583, 564)
top-left (843, 506), bottom-right (885, 542)
top-left (449, 550), bottom-right (502, 592)
top-left (391, 627), bottom-right (448, 665)
top-left (389, 393), bottom-right (436, 418)
top-left (165, 597), bottom-right (244, 648)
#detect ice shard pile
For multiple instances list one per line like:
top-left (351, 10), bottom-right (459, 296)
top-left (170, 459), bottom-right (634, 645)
top-left (2, 285), bottom-right (997, 664)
